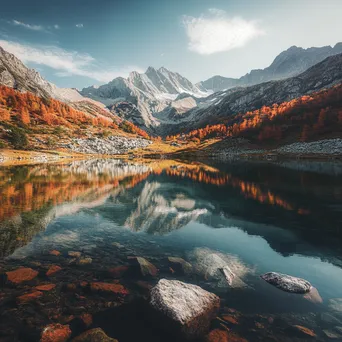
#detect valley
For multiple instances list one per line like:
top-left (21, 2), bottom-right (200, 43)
top-left (1, 43), bottom-right (342, 162)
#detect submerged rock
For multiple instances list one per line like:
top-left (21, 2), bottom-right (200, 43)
top-left (77, 257), bottom-right (92, 265)
top-left (36, 284), bottom-right (56, 291)
top-left (90, 282), bottom-right (129, 295)
top-left (323, 329), bottom-right (342, 339)
top-left (260, 272), bottom-right (312, 293)
top-left (304, 287), bottom-right (323, 304)
top-left (131, 257), bottom-right (158, 277)
top-left (71, 328), bottom-right (118, 342)
top-left (41, 323), bottom-right (71, 342)
top-left (17, 291), bottom-right (42, 303)
top-left (68, 251), bottom-right (81, 258)
top-left (168, 257), bottom-right (192, 274)
top-left (109, 265), bottom-right (129, 278)
top-left (150, 279), bottom-right (220, 339)
top-left (46, 265), bottom-right (62, 276)
top-left (206, 329), bottom-right (247, 342)
top-left (49, 250), bottom-right (61, 256)
top-left (188, 248), bottom-right (249, 288)
top-left (329, 298), bottom-right (342, 312)
top-left (292, 325), bottom-right (316, 338)
top-left (6, 267), bottom-right (38, 284)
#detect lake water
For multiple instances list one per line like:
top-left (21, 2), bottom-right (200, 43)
top-left (0, 158), bottom-right (342, 341)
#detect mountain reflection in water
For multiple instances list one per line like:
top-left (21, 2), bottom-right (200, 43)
top-left (0, 158), bottom-right (342, 258)
top-left (0, 158), bottom-right (342, 341)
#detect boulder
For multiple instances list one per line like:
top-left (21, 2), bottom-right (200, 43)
top-left (6, 267), bottom-right (38, 284)
top-left (46, 265), bottom-right (62, 276)
top-left (150, 279), bottom-right (220, 339)
top-left (41, 324), bottom-right (71, 342)
top-left (71, 328), bottom-right (118, 342)
top-left (260, 272), bottom-right (312, 293)
top-left (168, 257), bottom-right (192, 274)
top-left (131, 257), bottom-right (158, 277)
top-left (188, 248), bottom-right (249, 288)
top-left (329, 298), bottom-right (342, 313)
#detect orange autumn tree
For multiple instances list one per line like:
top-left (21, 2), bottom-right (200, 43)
top-left (0, 85), bottom-right (150, 139)
top-left (168, 84), bottom-right (342, 144)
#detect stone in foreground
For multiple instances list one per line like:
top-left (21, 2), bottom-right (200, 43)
top-left (150, 279), bottom-right (220, 339)
top-left (6, 267), bottom-right (38, 284)
top-left (261, 272), bottom-right (312, 293)
top-left (41, 324), bottom-right (71, 342)
top-left (71, 328), bottom-right (118, 342)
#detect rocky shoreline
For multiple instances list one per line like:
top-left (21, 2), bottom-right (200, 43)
top-left (212, 138), bottom-right (342, 160)
top-left (63, 136), bottom-right (152, 155)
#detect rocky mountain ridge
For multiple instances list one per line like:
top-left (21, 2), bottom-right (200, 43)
top-left (0, 46), bottom-right (108, 112)
top-left (166, 53), bottom-right (342, 134)
top-left (81, 67), bottom-right (208, 130)
top-left (198, 43), bottom-right (342, 92)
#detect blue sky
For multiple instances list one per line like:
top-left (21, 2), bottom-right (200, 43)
top-left (0, 0), bottom-right (341, 89)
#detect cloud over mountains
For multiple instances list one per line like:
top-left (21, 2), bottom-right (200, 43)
top-left (183, 9), bottom-right (265, 55)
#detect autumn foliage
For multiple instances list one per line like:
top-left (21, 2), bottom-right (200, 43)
top-left (0, 85), bottom-right (150, 139)
top-left (167, 84), bottom-right (342, 144)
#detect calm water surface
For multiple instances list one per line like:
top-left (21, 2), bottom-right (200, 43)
top-left (0, 159), bottom-right (342, 341)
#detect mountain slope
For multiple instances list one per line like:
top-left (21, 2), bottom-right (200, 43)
top-left (169, 53), bottom-right (342, 134)
top-left (80, 67), bottom-right (208, 130)
top-left (0, 45), bottom-right (109, 114)
top-left (199, 43), bottom-right (342, 92)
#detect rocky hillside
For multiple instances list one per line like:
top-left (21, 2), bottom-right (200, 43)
top-left (81, 67), bottom-right (208, 130)
top-left (198, 43), bottom-right (342, 92)
top-left (0, 45), bottom-right (108, 114)
top-left (171, 53), bottom-right (342, 133)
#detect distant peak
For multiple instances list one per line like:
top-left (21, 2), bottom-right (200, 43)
top-left (145, 66), bottom-right (157, 73)
top-left (128, 70), bottom-right (141, 79)
top-left (158, 66), bottom-right (170, 73)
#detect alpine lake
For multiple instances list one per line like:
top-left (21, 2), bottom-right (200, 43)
top-left (0, 158), bottom-right (342, 342)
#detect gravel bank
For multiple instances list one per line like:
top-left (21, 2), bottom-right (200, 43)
top-left (65, 136), bottom-right (152, 155)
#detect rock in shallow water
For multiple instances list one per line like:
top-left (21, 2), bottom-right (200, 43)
top-left (150, 279), bottom-right (220, 339)
top-left (41, 324), bottom-right (71, 342)
top-left (329, 298), bottom-right (342, 313)
top-left (188, 248), bottom-right (249, 288)
top-left (130, 257), bottom-right (158, 277)
top-left (6, 267), bottom-right (38, 284)
top-left (168, 257), bottom-right (192, 275)
top-left (71, 328), bottom-right (118, 342)
top-left (261, 272), bottom-right (312, 293)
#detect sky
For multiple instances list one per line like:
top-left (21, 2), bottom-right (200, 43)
top-left (0, 0), bottom-right (341, 89)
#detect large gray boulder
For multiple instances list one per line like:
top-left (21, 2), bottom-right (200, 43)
top-left (150, 279), bottom-right (220, 339)
top-left (261, 272), bottom-right (312, 293)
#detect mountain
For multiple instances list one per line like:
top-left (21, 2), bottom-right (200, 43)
top-left (0, 46), bottom-right (81, 102)
top-left (168, 53), bottom-right (342, 133)
top-left (80, 67), bottom-right (208, 130)
top-left (198, 43), bottom-right (342, 92)
top-left (0, 45), bottom-right (108, 112)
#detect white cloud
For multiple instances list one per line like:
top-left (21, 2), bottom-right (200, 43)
top-left (182, 9), bottom-right (265, 55)
top-left (76, 23), bottom-right (84, 28)
top-left (0, 40), bottom-right (143, 83)
top-left (54, 24), bottom-right (60, 30)
top-left (12, 20), bottom-right (44, 31)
